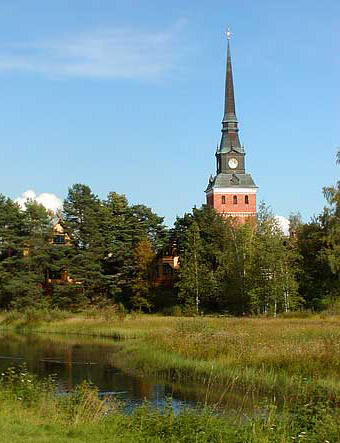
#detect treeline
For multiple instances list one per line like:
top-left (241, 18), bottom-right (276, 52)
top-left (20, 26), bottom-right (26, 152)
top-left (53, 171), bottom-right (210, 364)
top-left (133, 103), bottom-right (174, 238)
top-left (175, 202), bottom-right (338, 315)
top-left (0, 160), bottom-right (339, 315)
top-left (0, 184), bottom-right (168, 311)
top-left (175, 154), bottom-right (340, 315)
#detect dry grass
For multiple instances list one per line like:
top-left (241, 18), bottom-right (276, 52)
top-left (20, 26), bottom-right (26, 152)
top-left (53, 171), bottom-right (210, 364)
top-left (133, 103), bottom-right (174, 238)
top-left (2, 311), bottom-right (340, 399)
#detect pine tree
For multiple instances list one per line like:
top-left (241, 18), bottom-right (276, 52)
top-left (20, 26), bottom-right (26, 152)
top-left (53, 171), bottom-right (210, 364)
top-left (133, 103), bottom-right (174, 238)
top-left (0, 198), bottom-right (53, 309)
top-left (63, 184), bottom-right (106, 303)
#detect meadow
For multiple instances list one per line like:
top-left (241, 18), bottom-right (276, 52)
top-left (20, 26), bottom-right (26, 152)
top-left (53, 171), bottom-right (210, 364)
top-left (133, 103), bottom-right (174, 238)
top-left (1, 310), bottom-right (340, 441)
top-left (0, 364), bottom-right (339, 443)
top-left (1, 310), bottom-right (340, 401)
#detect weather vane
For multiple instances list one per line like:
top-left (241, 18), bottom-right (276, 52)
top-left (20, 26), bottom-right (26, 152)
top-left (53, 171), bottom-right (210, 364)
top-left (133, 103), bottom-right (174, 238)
top-left (226, 27), bottom-right (232, 40)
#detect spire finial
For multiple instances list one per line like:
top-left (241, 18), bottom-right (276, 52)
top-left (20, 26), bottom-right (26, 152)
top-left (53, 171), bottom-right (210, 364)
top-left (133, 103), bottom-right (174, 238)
top-left (226, 27), bottom-right (232, 41)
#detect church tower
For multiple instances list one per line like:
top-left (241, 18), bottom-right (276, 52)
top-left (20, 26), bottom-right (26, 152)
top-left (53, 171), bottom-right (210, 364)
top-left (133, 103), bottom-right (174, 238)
top-left (205, 32), bottom-right (257, 222)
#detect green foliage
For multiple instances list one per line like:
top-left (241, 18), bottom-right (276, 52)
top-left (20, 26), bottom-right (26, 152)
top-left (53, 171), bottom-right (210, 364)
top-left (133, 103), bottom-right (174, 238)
top-left (130, 238), bottom-right (156, 311)
top-left (323, 158), bottom-right (340, 276)
top-left (1, 151), bottom-right (340, 315)
top-left (0, 364), bottom-right (54, 405)
top-left (0, 198), bottom-right (53, 310)
top-left (0, 185), bottom-right (167, 311)
top-left (162, 305), bottom-right (183, 316)
top-left (1, 366), bottom-right (340, 442)
top-left (175, 206), bottom-right (231, 313)
top-left (51, 284), bottom-right (86, 310)
top-left (295, 218), bottom-right (336, 309)
top-left (248, 202), bottom-right (302, 315)
top-left (175, 204), bottom-right (301, 316)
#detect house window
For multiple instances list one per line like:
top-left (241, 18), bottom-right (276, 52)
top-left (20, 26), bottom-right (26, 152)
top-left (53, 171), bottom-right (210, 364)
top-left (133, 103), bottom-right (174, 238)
top-left (53, 235), bottom-right (65, 244)
top-left (233, 195), bottom-right (237, 204)
top-left (221, 195), bottom-right (226, 204)
top-left (163, 264), bottom-right (173, 276)
top-left (245, 195), bottom-right (249, 205)
top-left (49, 270), bottom-right (62, 280)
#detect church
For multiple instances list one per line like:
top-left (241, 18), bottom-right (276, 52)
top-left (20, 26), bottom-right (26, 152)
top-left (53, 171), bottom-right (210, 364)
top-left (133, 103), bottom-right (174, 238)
top-left (205, 32), bottom-right (257, 222)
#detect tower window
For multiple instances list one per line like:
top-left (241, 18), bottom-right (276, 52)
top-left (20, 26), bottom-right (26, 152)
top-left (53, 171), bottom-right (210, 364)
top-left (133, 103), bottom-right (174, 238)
top-left (245, 195), bottom-right (249, 205)
top-left (222, 196), bottom-right (226, 204)
top-left (233, 195), bottom-right (237, 205)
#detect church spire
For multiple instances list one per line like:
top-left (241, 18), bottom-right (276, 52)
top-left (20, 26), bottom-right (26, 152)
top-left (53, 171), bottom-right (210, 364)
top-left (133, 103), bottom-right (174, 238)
top-left (205, 32), bottom-right (257, 223)
top-left (219, 29), bottom-right (242, 153)
top-left (223, 29), bottom-right (236, 122)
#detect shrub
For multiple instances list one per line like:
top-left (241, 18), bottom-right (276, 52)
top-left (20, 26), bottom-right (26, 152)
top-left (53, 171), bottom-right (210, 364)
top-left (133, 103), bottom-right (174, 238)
top-left (162, 305), bottom-right (182, 316)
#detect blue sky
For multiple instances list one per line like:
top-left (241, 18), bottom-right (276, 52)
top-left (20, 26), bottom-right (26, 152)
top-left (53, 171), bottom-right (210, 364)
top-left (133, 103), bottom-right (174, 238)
top-left (0, 0), bottom-right (339, 226)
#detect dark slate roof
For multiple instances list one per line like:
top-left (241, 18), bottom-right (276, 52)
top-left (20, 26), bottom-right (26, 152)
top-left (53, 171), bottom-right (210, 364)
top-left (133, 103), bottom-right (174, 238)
top-left (218, 36), bottom-right (243, 154)
top-left (218, 135), bottom-right (244, 154)
top-left (205, 173), bottom-right (257, 192)
top-left (223, 39), bottom-right (237, 123)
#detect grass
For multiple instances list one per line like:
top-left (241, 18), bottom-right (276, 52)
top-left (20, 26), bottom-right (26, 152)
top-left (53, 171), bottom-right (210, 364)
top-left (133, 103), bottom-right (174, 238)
top-left (1, 365), bottom-right (340, 442)
top-left (2, 310), bottom-right (340, 403)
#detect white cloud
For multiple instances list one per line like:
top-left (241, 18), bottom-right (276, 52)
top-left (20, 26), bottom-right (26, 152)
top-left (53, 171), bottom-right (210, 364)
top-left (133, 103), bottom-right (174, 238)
top-left (15, 190), bottom-right (62, 213)
top-left (0, 21), bottom-right (186, 79)
top-left (275, 215), bottom-right (290, 236)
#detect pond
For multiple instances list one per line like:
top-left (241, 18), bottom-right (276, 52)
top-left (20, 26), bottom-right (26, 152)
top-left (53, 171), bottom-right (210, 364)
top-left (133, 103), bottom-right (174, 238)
top-left (0, 332), bottom-right (258, 414)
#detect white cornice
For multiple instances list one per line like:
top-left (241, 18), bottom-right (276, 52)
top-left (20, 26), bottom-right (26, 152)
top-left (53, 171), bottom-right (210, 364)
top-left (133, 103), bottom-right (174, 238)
top-left (206, 188), bottom-right (257, 195)
top-left (222, 212), bottom-right (256, 217)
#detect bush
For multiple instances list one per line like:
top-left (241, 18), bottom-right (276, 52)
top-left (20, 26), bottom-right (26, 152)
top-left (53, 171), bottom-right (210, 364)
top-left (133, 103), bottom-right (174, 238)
top-left (162, 305), bottom-right (182, 316)
top-left (0, 365), bottom-right (54, 405)
top-left (51, 284), bottom-right (86, 311)
top-left (278, 310), bottom-right (314, 319)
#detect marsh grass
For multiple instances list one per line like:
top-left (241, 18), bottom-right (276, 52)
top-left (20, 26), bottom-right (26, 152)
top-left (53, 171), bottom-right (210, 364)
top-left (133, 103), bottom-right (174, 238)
top-left (2, 311), bottom-right (340, 402)
top-left (0, 366), bottom-right (340, 442)
top-left (105, 315), bottom-right (340, 401)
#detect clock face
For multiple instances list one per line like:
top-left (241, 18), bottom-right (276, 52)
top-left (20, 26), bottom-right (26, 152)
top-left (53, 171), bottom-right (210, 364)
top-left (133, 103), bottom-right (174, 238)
top-left (228, 158), bottom-right (238, 169)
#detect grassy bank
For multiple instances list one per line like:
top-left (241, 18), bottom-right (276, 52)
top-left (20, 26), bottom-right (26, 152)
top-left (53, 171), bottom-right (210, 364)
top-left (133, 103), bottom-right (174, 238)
top-left (0, 366), bottom-right (340, 443)
top-left (2, 311), bottom-right (340, 402)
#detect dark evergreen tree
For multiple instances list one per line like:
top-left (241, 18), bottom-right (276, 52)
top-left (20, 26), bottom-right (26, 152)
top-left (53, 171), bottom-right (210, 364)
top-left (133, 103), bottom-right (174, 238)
top-left (63, 184), bottom-right (106, 303)
top-left (0, 198), bottom-right (53, 309)
top-left (295, 216), bottom-right (335, 310)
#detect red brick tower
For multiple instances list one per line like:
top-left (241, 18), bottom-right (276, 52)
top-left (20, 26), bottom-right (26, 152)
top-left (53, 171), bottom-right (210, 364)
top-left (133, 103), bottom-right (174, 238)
top-left (205, 31), bottom-right (257, 222)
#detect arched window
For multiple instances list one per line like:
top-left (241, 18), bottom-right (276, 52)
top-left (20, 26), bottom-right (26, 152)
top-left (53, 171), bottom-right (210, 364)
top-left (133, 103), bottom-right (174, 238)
top-left (233, 195), bottom-right (237, 205)
top-left (245, 195), bottom-right (249, 205)
top-left (222, 195), bottom-right (226, 204)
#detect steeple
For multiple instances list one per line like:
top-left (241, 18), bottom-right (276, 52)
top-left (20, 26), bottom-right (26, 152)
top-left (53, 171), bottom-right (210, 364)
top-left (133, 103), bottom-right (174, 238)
top-left (219, 29), bottom-right (242, 153)
top-left (205, 31), bottom-right (257, 223)
top-left (205, 32), bottom-right (257, 223)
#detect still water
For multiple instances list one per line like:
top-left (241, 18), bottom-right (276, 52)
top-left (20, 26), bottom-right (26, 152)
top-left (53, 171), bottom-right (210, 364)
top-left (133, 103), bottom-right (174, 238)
top-left (0, 332), bottom-right (256, 413)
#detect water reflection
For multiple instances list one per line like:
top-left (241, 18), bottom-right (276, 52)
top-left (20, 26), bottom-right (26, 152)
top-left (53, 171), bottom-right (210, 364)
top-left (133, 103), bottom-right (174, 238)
top-left (0, 333), bottom-right (257, 414)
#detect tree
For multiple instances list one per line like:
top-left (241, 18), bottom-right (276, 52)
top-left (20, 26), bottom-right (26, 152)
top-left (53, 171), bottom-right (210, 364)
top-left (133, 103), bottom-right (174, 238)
top-left (63, 184), bottom-right (106, 303)
top-left (248, 203), bottom-right (301, 315)
top-left (295, 217), bottom-right (335, 309)
top-left (130, 204), bottom-right (167, 251)
top-left (100, 192), bottom-right (135, 301)
top-left (130, 238), bottom-right (156, 311)
top-left (215, 220), bottom-right (254, 314)
top-left (175, 206), bottom-right (230, 313)
top-left (0, 198), bottom-right (53, 310)
top-left (323, 152), bottom-right (340, 275)
top-left (61, 186), bottom-right (168, 308)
